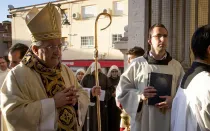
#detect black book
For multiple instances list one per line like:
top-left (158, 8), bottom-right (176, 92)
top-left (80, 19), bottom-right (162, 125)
top-left (147, 72), bottom-right (172, 105)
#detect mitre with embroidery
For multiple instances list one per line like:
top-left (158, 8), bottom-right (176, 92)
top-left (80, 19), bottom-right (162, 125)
top-left (25, 3), bottom-right (61, 42)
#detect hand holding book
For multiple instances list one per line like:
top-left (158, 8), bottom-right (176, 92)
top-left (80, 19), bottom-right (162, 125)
top-left (142, 86), bottom-right (157, 100)
top-left (155, 95), bottom-right (172, 109)
top-left (147, 72), bottom-right (173, 105)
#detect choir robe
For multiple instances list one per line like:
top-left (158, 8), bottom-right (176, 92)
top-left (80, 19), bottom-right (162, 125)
top-left (80, 72), bottom-right (115, 131)
top-left (116, 53), bottom-right (184, 131)
top-left (0, 68), bottom-right (9, 107)
top-left (0, 68), bottom-right (9, 131)
top-left (171, 62), bottom-right (210, 131)
top-left (0, 68), bottom-right (9, 86)
top-left (107, 76), bottom-right (121, 131)
top-left (1, 63), bottom-right (89, 131)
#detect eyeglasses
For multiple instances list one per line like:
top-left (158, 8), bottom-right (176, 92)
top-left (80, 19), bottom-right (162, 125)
top-left (152, 34), bottom-right (168, 39)
top-left (42, 44), bottom-right (63, 51)
top-left (111, 70), bottom-right (118, 73)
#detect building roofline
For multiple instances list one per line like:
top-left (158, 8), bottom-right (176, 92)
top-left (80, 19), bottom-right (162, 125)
top-left (9, 0), bottom-right (86, 14)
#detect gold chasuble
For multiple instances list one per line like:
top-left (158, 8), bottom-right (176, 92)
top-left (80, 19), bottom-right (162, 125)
top-left (22, 50), bottom-right (77, 131)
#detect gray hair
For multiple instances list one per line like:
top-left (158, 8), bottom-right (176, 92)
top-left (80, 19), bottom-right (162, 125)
top-left (31, 41), bottom-right (42, 47)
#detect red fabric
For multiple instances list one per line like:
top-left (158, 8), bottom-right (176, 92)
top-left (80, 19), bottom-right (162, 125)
top-left (120, 128), bottom-right (125, 131)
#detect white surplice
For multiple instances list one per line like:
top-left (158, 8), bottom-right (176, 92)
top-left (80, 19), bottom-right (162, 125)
top-left (171, 71), bottom-right (210, 131)
top-left (116, 56), bottom-right (184, 131)
top-left (0, 69), bottom-right (9, 86)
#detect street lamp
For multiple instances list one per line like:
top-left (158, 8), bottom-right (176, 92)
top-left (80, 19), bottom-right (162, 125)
top-left (55, 4), bottom-right (71, 25)
top-left (62, 19), bottom-right (71, 25)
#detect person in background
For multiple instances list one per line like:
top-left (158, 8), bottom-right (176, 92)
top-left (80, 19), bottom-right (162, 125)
top-left (118, 46), bottom-right (145, 131)
top-left (126, 46), bottom-right (145, 64)
top-left (171, 25), bottom-right (210, 131)
top-left (1, 3), bottom-right (89, 131)
top-left (8, 43), bottom-right (29, 68)
top-left (107, 65), bottom-right (121, 86)
top-left (80, 62), bottom-right (115, 131)
top-left (0, 57), bottom-right (9, 85)
top-left (0, 57), bottom-right (9, 129)
top-left (75, 68), bottom-right (85, 83)
top-left (107, 65), bottom-right (122, 131)
top-left (116, 24), bottom-right (185, 131)
top-left (0, 43), bottom-right (28, 130)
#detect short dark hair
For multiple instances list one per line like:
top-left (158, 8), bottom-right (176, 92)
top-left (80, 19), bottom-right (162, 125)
top-left (0, 57), bottom-right (5, 59)
top-left (148, 23), bottom-right (168, 39)
top-left (126, 46), bottom-right (145, 57)
top-left (9, 43), bottom-right (29, 59)
top-left (0, 56), bottom-right (7, 62)
top-left (191, 25), bottom-right (210, 60)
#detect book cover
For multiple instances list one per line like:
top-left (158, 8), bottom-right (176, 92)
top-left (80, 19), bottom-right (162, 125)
top-left (147, 72), bottom-right (173, 105)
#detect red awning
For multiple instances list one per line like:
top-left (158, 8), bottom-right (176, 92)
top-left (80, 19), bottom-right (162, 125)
top-left (62, 60), bottom-right (124, 67)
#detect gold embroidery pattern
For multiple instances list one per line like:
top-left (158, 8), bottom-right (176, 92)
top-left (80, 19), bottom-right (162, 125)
top-left (58, 106), bottom-right (77, 131)
top-left (22, 50), bottom-right (78, 131)
top-left (27, 3), bottom-right (61, 42)
top-left (48, 3), bottom-right (57, 31)
top-left (31, 32), bottom-right (61, 42)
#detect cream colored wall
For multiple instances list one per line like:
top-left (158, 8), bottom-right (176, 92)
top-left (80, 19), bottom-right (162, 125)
top-left (11, 11), bottom-right (32, 46)
top-left (11, 0), bottom-right (128, 60)
top-left (63, 0), bottom-right (128, 60)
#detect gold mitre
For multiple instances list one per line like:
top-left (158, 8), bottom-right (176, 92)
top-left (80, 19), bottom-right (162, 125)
top-left (25, 3), bottom-right (61, 42)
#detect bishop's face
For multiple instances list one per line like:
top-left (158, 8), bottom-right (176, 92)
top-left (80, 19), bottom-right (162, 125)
top-left (34, 38), bottom-right (62, 68)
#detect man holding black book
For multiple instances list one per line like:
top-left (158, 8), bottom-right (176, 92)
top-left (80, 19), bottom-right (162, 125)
top-left (116, 24), bottom-right (184, 131)
top-left (171, 25), bottom-right (210, 131)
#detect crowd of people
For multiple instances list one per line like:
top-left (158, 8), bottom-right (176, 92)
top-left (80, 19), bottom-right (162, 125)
top-left (0, 2), bottom-right (210, 131)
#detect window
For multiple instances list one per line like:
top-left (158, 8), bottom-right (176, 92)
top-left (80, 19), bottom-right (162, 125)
top-left (3, 33), bottom-right (11, 37)
top-left (112, 34), bottom-right (122, 45)
top-left (82, 5), bottom-right (97, 19)
top-left (81, 36), bottom-right (94, 48)
top-left (113, 1), bottom-right (124, 15)
top-left (61, 37), bottom-right (68, 45)
top-left (61, 37), bottom-right (68, 50)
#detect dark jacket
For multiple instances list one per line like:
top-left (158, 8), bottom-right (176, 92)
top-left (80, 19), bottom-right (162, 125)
top-left (81, 72), bottom-right (115, 131)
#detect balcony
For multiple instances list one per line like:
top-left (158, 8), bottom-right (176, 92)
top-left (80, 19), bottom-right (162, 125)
top-left (2, 37), bottom-right (12, 42)
top-left (113, 40), bottom-right (127, 50)
top-left (2, 33), bottom-right (12, 42)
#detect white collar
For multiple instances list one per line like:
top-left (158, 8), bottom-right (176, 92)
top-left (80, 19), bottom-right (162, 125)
top-left (149, 51), bottom-right (167, 60)
top-left (0, 68), bottom-right (9, 73)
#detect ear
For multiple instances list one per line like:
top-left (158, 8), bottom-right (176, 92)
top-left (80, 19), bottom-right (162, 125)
top-left (148, 39), bottom-right (152, 45)
top-left (207, 45), bottom-right (210, 55)
top-left (31, 45), bottom-right (39, 55)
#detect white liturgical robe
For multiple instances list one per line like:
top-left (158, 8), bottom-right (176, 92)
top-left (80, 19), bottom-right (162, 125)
top-left (1, 63), bottom-right (89, 131)
top-left (171, 62), bottom-right (210, 131)
top-left (116, 54), bottom-right (184, 131)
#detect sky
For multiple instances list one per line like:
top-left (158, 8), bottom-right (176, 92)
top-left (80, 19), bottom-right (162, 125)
top-left (0, 0), bottom-right (56, 22)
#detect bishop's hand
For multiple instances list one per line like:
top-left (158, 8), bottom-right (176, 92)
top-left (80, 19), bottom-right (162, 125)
top-left (54, 86), bottom-right (78, 108)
